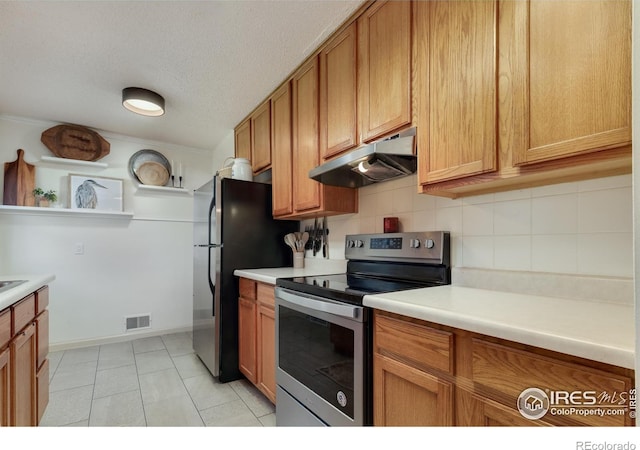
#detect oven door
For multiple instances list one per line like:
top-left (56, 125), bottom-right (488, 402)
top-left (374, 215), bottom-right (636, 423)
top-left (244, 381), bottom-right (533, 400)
top-left (275, 287), bottom-right (365, 426)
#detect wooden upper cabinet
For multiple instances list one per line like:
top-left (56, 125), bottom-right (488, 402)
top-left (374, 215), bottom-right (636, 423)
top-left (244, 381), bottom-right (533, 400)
top-left (292, 57), bottom-right (322, 213)
top-left (234, 119), bottom-right (251, 162)
top-left (358, 0), bottom-right (412, 142)
top-left (320, 22), bottom-right (358, 160)
top-left (417, 0), bottom-right (498, 185)
top-left (271, 82), bottom-right (294, 217)
top-left (289, 56), bottom-right (358, 219)
top-left (510, 0), bottom-right (631, 165)
top-left (251, 101), bottom-right (272, 173)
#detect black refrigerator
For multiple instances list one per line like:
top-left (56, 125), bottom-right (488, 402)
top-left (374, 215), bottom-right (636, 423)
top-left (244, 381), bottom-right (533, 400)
top-left (193, 177), bottom-right (298, 382)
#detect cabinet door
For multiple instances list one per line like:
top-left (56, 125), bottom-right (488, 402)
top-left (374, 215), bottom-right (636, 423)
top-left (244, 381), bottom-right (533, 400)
top-left (271, 82), bottom-right (294, 217)
top-left (510, 0), bottom-right (631, 165)
top-left (417, 0), bottom-right (498, 185)
top-left (320, 22), bottom-right (358, 159)
top-left (238, 297), bottom-right (257, 384)
top-left (358, 0), bottom-right (412, 142)
top-left (10, 322), bottom-right (36, 426)
top-left (0, 347), bottom-right (9, 427)
top-left (0, 309), bottom-right (10, 351)
top-left (456, 388), bottom-right (551, 427)
top-left (373, 353), bottom-right (453, 426)
top-left (36, 358), bottom-right (48, 425)
top-left (292, 56), bottom-right (322, 213)
top-left (251, 101), bottom-right (272, 173)
top-left (234, 119), bottom-right (252, 162)
top-left (257, 304), bottom-right (276, 404)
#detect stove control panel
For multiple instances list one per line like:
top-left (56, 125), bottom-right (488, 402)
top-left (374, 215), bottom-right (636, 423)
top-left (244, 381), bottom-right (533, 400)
top-left (345, 231), bottom-right (450, 264)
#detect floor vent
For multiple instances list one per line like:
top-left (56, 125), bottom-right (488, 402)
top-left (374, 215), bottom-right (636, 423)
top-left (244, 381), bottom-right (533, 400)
top-left (125, 314), bottom-right (151, 331)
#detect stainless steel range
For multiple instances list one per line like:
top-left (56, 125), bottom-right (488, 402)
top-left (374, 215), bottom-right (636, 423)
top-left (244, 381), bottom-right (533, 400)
top-left (275, 231), bottom-right (451, 426)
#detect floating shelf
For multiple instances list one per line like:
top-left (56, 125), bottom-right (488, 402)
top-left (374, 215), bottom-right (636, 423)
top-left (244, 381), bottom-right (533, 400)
top-left (40, 156), bottom-right (108, 168)
top-left (135, 184), bottom-right (191, 195)
top-left (0, 205), bottom-right (133, 219)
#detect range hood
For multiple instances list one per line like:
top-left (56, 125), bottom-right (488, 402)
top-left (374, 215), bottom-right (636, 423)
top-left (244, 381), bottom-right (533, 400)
top-left (309, 127), bottom-right (417, 188)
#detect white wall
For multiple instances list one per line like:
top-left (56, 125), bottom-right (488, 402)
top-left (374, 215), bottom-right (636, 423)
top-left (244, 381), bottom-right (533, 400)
top-left (0, 116), bottom-right (233, 347)
top-left (312, 172), bottom-right (633, 279)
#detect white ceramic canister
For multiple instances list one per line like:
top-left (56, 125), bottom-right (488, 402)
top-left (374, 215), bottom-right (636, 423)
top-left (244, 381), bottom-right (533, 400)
top-left (231, 158), bottom-right (252, 181)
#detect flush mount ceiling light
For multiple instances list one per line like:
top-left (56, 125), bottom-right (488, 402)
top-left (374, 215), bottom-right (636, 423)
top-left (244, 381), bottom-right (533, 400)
top-left (122, 87), bottom-right (165, 117)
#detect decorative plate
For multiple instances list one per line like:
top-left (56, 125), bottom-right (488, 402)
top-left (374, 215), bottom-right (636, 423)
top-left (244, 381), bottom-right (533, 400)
top-left (128, 150), bottom-right (172, 186)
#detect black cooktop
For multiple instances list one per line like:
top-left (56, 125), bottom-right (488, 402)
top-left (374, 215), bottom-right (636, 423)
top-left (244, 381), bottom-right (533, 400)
top-left (276, 271), bottom-right (444, 306)
top-left (276, 232), bottom-right (451, 305)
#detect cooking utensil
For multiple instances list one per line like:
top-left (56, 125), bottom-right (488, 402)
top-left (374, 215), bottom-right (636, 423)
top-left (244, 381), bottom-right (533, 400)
top-left (322, 217), bottom-right (327, 258)
top-left (301, 232), bottom-right (309, 251)
top-left (284, 233), bottom-right (295, 251)
top-left (3, 149), bottom-right (35, 206)
top-left (312, 217), bottom-right (318, 256)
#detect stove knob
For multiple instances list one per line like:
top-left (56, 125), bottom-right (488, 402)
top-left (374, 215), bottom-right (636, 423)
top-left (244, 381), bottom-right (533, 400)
top-left (355, 239), bottom-right (364, 248)
top-left (425, 239), bottom-right (435, 249)
top-left (346, 239), bottom-right (355, 248)
top-left (409, 239), bottom-right (420, 248)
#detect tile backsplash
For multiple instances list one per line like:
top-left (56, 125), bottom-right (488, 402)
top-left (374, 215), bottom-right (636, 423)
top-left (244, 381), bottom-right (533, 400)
top-left (307, 173), bottom-right (632, 279)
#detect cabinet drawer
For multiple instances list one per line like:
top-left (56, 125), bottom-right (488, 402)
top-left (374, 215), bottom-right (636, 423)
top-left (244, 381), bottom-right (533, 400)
top-left (239, 278), bottom-right (256, 300)
top-left (35, 287), bottom-right (49, 315)
top-left (0, 308), bottom-right (10, 349)
top-left (257, 283), bottom-right (274, 308)
top-left (11, 294), bottom-right (35, 335)
top-left (472, 338), bottom-right (633, 426)
top-left (374, 313), bottom-right (453, 375)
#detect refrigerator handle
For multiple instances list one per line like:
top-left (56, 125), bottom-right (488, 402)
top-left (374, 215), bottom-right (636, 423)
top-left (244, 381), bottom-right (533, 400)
top-left (208, 247), bottom-right (216, 297)
top-left (208, 187), bottom-right (218, 299)
top-left (194, 244), bottom-right (224, 248)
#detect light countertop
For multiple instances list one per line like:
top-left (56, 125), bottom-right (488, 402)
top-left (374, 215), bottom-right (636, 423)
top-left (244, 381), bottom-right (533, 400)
top-left (234, 259), bottom-right (347, 285)
top-left (363, 285), bottom-right (634, 369)
top-left (0, 274), bottom-right (55, 311)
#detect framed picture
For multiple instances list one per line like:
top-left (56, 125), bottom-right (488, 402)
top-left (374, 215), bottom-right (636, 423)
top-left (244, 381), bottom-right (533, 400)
top-left (69, 174), bottom-right (124, 212)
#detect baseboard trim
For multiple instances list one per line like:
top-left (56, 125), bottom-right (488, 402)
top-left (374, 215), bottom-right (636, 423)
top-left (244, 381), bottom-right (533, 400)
top-left (49, 325), bottom-right (193, 353)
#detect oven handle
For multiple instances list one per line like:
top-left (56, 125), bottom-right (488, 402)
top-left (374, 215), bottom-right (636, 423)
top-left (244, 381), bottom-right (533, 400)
top-left (275, 287), bottom-right (363, 320)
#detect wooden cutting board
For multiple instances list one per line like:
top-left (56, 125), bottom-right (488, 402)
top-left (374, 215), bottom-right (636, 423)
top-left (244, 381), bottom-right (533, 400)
top-left (3, 149), bottom-right (35, 206)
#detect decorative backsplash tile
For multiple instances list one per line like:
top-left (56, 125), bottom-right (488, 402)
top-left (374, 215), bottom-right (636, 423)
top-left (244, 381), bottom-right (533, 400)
top-left (306, 173), bottom-right (633, 279)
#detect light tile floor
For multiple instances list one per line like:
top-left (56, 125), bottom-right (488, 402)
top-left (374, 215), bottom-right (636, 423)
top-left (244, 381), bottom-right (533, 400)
top-left (40, 332), bottom-right (275, 426)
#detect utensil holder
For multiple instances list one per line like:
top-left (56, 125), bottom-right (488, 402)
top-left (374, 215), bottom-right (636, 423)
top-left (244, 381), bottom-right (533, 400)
top-left (293, 252), bottom-right (304, 269)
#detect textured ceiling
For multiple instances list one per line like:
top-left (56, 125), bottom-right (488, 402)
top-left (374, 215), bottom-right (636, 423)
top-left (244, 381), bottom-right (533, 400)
top-left (0, 0), bottom-right (364, 152)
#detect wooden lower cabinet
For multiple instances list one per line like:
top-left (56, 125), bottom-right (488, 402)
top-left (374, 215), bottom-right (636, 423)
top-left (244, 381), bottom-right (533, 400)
top-left (373, 310), bottom-right (635, 427)
top-left (36, 358), bottom-right (49, 424)
top-left (256, 303), bottom-right (276, 403)
top-left (0, 285), bottom-right (50, 427)
top-left (11, 322), bottom-right (37, 426)
top-left (0, 347), bottom-right (9, 426)
top-left (237, 278), bottom-right (277, 404)
top-left (456, 387), bottom-right (551, 427)
top-left (374, 353), bottom-right (453, 426)
top-left (238, 296), bottom-right (257, 384)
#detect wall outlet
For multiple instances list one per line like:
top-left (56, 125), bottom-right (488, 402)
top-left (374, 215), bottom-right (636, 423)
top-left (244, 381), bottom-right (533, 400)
top-left (73, 242), bottom-right (84, 255)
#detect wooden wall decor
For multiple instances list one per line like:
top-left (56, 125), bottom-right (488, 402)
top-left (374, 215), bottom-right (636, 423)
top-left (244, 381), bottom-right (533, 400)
top-left (41, 124), bottom-right (110, 161)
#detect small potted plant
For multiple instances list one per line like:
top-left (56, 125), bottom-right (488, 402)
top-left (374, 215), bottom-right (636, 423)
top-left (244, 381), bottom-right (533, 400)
top-left (32, 188), bottom-right (57, 207)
